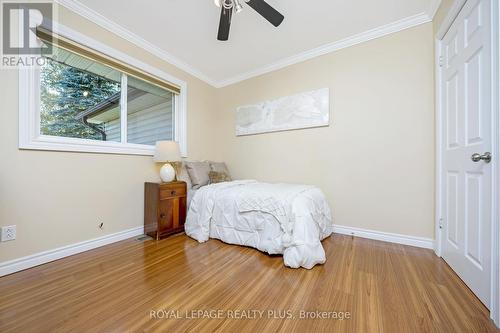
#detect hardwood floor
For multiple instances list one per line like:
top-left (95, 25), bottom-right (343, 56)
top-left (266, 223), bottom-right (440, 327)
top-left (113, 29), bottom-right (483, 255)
top-left (0, 234), bottom-right (498, 332)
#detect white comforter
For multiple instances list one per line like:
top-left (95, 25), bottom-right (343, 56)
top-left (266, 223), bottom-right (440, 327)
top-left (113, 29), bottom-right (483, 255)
top-left (185, 180), bottom-right (333, 269)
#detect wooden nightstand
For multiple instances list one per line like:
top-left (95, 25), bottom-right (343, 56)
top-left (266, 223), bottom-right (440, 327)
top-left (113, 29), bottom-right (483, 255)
top-left (144, 181), bottom-right (187, 240)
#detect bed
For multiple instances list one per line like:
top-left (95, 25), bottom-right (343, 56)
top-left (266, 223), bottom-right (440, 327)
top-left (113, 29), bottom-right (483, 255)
top-left (183, 175), bottom-right (334, 269)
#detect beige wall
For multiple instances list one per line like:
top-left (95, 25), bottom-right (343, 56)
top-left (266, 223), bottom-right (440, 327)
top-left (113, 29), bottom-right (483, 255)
top-left (1, 7), bottom-right (437, 264)
top-left (214, 23), bottom-right (435, 239)
top-left (0, 5), bottom-right (218, 262)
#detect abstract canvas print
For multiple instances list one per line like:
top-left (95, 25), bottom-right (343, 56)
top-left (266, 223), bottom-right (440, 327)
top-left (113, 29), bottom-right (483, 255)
top-left (235, 88), bottom-right (330, 136)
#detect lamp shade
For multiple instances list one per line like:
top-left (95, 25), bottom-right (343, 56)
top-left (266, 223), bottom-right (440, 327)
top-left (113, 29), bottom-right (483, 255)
top-left (153, 141), bottom-right (181, 162)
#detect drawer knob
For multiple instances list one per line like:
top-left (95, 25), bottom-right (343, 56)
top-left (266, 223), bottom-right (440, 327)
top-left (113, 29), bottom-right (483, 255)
top-left (160, 213), bottom-right (165, 219)
top-left (171, 190), bottom-right (176, 195)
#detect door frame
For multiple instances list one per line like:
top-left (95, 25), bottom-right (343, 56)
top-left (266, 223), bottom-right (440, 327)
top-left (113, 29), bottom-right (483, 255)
top-left (434, 0), bottom-right (499, 326)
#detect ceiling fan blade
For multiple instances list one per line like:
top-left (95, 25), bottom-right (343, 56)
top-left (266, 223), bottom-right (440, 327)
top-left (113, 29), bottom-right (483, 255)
top-left (246, 0), bottom-right (284, 27)
top-left (217, 6), bottom-right (233, 41)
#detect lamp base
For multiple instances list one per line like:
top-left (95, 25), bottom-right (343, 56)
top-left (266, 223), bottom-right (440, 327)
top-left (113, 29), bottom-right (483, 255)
top-left (159, 163), bottom-right (176, 183)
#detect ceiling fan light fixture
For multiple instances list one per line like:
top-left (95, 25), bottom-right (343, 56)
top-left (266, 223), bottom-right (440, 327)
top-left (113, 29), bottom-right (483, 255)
top-left (217, 0), bottom-right (284, 41)
top-left (233, 0), bottom-right (243, 13)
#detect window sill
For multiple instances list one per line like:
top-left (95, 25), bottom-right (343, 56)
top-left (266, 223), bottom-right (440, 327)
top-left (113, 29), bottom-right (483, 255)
top-left (19, 135), bottom-right (156, 156)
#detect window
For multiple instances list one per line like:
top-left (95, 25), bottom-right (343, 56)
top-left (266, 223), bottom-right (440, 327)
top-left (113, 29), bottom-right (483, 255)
top-left (126, 76), bottom-right (175, 146)
top-left (19, 25), bottom-right (187, 156)
top-left (40, 46), bottom-right (124, 142)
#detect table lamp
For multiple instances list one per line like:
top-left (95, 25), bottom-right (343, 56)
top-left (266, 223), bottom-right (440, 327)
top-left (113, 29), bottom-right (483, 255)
top-left (153, 141), bottom-right (181, 183)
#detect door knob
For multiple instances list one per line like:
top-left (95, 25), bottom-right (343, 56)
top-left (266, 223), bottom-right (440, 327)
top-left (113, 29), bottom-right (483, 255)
top-left (471, 152), bottom-right (492, 163)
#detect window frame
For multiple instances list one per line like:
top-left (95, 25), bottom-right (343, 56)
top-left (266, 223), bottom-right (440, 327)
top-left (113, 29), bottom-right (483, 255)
top-left (19, 21), bottom-right (188, 157)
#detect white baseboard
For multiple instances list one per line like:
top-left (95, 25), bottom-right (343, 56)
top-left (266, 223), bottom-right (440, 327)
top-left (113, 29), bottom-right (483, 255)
top-left (0, 225), bottom-right (434, 277)
top-left (0, 226), bottom-right (144, 277)
top-left (333, 225), bottom-right (435, 249)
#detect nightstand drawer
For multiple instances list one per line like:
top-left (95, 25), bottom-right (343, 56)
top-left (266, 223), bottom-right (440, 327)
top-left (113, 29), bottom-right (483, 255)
top-left (159, 184), bottom-right (186, 199)
top-left (145, 181), bottom-right (187, 240)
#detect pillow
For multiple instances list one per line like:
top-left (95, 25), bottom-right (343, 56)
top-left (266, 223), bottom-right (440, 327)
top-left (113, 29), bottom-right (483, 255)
top-left (185, 161), bottom-right (211, 189)
top-left (171, 162), bottom-right (192, 189)
top-left (208, 171), bottom-right (232, 184)
top-left (209, 162), bottom-right (231, 176)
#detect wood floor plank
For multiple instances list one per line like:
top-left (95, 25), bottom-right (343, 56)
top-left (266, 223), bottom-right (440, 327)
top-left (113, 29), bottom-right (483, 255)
top-left (0, 234), bottom-right (498, 332)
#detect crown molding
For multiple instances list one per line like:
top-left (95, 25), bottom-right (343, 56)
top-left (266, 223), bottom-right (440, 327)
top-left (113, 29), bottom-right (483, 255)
top-left (54, 0), bottom-right (434, 88)
top-left (54, 0), bottom-right (219, 87)
top-left (216, 12), bottom-right (432, 87)
top-left (436, 0), bottom-right (467, 40)
top-left (428, 0), bottom-right (443, 20)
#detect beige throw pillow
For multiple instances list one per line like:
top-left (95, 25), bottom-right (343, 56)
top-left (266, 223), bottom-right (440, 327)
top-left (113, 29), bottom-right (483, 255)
top-left (171, 162), bottom-right (192, 189)
top-left (208, 171), bottom-right (232, 184)
top-left (209, 162), bottom-right (231, 176)
top-left (185, 161), bottom-right (211, 189)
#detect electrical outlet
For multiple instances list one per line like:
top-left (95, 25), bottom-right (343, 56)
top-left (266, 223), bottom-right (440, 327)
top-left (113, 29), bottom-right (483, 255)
top-left (1, 225), bottom-right (16, 242)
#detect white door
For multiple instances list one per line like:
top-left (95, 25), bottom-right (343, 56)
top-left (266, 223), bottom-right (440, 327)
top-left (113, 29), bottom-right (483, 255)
top-left (441, 0), bottom-right (493, 307)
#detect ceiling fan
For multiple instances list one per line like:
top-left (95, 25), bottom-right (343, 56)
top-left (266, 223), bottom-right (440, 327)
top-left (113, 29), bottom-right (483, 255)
top-left (214, 0), bottom-right (284, 41)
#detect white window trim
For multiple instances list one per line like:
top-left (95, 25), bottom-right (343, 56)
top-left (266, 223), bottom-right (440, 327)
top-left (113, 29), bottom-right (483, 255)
top-left (19, 21), bottom-right (188, 157)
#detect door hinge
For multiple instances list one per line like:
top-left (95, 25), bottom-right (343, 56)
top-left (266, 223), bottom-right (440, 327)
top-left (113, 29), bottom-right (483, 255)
top-left (439, 56), bottom-right (444, 68)
top-left (439, 218), bottom-right (444, 229)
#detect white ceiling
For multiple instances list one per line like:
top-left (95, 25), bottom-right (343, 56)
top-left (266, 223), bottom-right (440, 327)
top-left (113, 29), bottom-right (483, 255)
top-left (63, 0), bottom-right (437, 86)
